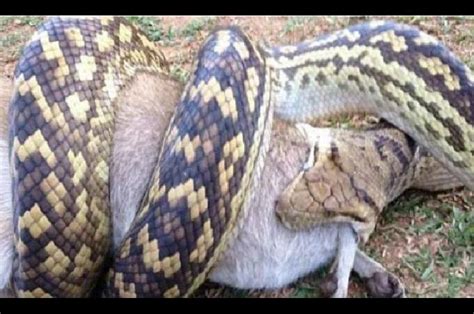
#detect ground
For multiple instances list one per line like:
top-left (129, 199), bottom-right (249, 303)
top-left (0, 15), bottom-right (472, 298)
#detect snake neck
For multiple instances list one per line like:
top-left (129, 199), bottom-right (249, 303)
top-left (260, 21), bottom-right (474, 190)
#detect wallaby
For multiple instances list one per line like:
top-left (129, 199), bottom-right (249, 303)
top-left (0, 73), bottom-right (411, 298)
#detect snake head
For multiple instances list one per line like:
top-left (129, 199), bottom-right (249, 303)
top-left (276, 123), bottom-right (381, 242)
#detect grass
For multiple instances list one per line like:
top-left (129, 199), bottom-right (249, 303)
top-left (409, 205), bottom-right (446, 235)
top-left (0, 33), bottom-right (25, 48)
top-left (444, 272), bottom-right (471, 297)
top-left (282, 16), bottom-right (313, 35)
top-left (170, 65), bottom-right (190, 83)
top-left (288, 268), bottom-right (328, 298)
top-left (456, 31), bottom-right (474, 44)
top-left (291, 287), bottom-right (317, 298)
top-left (281, 16), bottom-right (360, 36)
top-left (126, 16), bottom-right (165, 42)
top-left (0, 16), bottom-right (43, 31)
top-left (180, 17), bottom-right (217, 39)
top-left (14, 16), bottom-right (43, 27)
top-left (389, 194), bottom-right (474, 297)
top-left (332, 115), bottom-right (362, 128)
top-left (394, 16), bottom-right (430, 25)
top-left (0, 15), bottom-right (472, 298)
top-left (164, 26), bottom-right (177, 43)
top-left (363, 189), bottom-right (473, 298)
top-left (403, 247), bottom-right (436, 282)
top-left (325, 16), bottom-right (361, 28)
top-left (438, 17), bottom-right (455, 35)
top-left (127, 16), bottom-right (220, 45)
top-left (448, 207), bottom-right (473, 247)
top-left (384, 194), bottom-right (428, 222)
top-left (126, 16), bottom-right (217, 44)
top-left (0, 17), bottom-right (14, 30)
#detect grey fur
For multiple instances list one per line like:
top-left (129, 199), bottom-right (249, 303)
top-left (0, 74), bottom-right (398, 297)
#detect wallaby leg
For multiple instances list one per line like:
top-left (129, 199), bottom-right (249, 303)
top-left (319, 224), bottom-right (357, 298)
top-left (353, 249), bottom-right (405, 298)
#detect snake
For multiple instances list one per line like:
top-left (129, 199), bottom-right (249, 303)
top-left (275, 122), bottom-right (464, 243)
top-left (7, 16), bottom-right (474, 297)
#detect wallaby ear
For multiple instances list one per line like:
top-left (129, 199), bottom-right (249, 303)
top-left (295, 123), bottom-right (317, 170)
top-left (295, 123), bottom-right (334, 150)
top-left (295, 123), bottom-right (314, 141)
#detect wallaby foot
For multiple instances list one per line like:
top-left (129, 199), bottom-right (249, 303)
top-left (318, 226), bottom-right (405, 298)
top-left (365, 271), bottom-right (404, 298)
top-left (353, 250), bottom-right (405, 298)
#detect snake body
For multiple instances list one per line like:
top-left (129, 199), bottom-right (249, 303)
top-left (9, 17), bottom-right (168, 297)
top-left (263, 22), bottom-right (474, 189)
top-left (7, 17), bottom-right (473, 297)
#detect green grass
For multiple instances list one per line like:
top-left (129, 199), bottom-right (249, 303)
top-left (403, 247), bottom-right (436, 282)
top-left (448, 206), bottom-right (473, 247)
top-left (126, 16), bottom-right (217, 43)
top-left (180, 17), bottom-right (217, 39)
top-left (394, 16), bottom-right (429, 25)
top-left (444, 271), bottom-right (471, 297)
top-left (464, 58), bottom-right (474, 71)
top-left (126, 16), bottom-right (166, 42)
top-left (0, 17), bottom-right (43, 60)
top-left (126, 16), bottom-right (178, 44)
top-left (436, 16), bottom-right (456, 35)
top-left (395, 197), bottom-right (473, 297)
top-left (0, 16), bottom-right (14, 30)
top-left (15, 16), bottom-right (43, 27)
top-left (0, 33), bottom-right (25, 48)
top-left (164, 26), bottom-right (177, 42)
top-left (382, 193), bottom-right (428, 223)
top-left (322, 114), bottom-right (357, 128)
top-left (289, 267), bottom-right (328, 298)
top-left (170, 65), bottom-right (190, 83)
top-left (323, 16), bottom-right (364, 29)
top-left (408, 205), bottom-right (445, 235)
top-left (370, 190), bottom-right (472, 297)
top-left (282, 16), bottom-right (316, 36)
top-left (291, 286), bottom-right (319, 298)
top-left (456, 30), bottom-right (474, 44)
top-left (228, 289), bottom-right (251, 298)
top-left (0, 16), bottom-right (43, 30)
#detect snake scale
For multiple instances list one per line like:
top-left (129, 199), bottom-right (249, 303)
top-left (7, 16), bottom-right (473, 297)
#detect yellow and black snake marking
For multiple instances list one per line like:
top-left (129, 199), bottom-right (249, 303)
top-left (262, 22), bottom-right (474, 189)
top-left (9, 17), bottom-right (271, 297)
top-left (103, 27), bottom-right (271, 298)
top-left (8, 17), bottom-right (168, 297)
top-left (8, 17), bottom-right (474, 298)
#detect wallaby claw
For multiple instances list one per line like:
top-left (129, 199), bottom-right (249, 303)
top-left (365, 271), bottom-right (405, 298)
